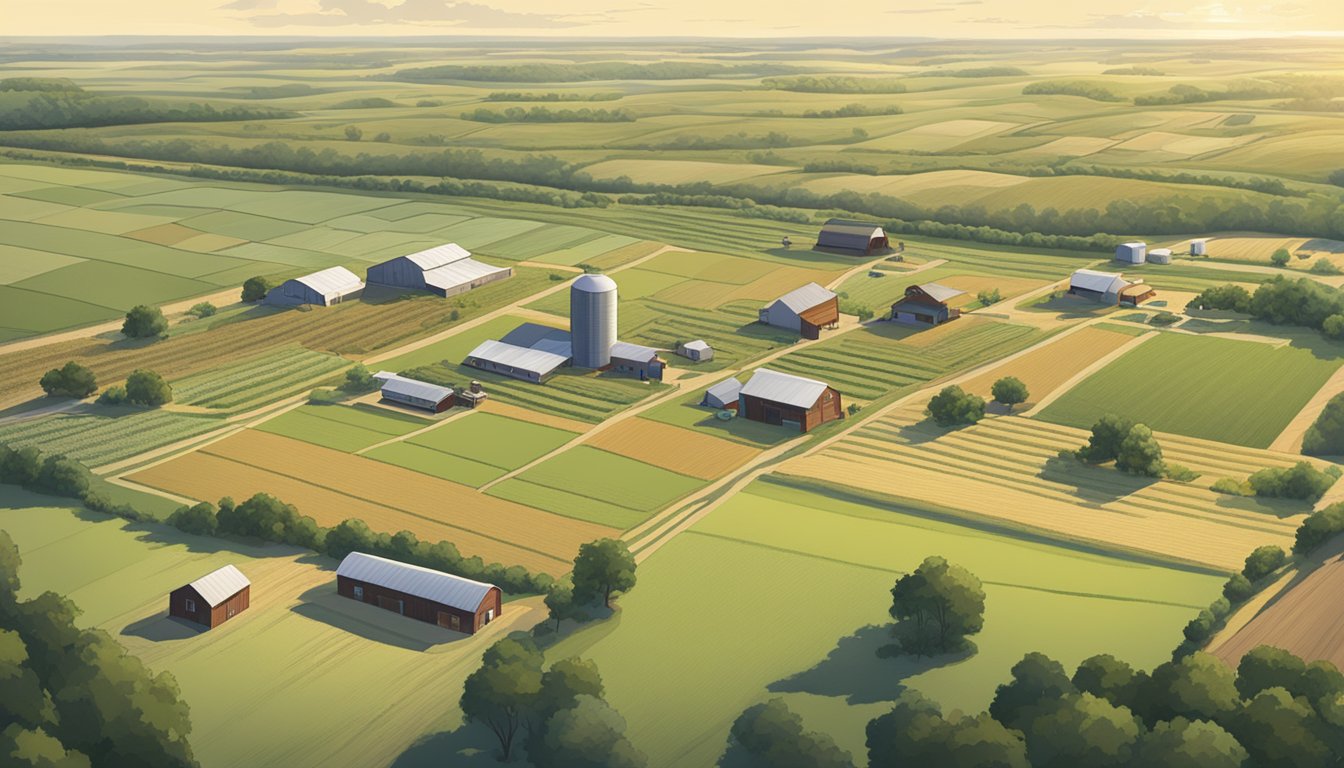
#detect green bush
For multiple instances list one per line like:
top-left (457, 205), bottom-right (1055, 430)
top-left (124, 369), bottom-right (172, 406)
top-left (1242, 545), bottom-right (1287, 582)
top-left (97, 385), bottom-right (128, 405)
top-left (121, 304), bottom-right (167, 339)
top-left (38, 361), bottom-right (97, 399)
top-left (1211, 477), bottom-right (1252, 496)
top-left (1223, 573), bottom-right (1256, 603)
top-left (187, 302), bottom-right (217, 318)
top-left (1303, 392), bottom-right (1344, 455)
top-left (1293, 502), bottom-right (1344, 554)
top-left (926, 386), bottom-right (985, 427)
top-left (241, 276), bottom-right (272, 302)
top-left (1247, 461), bottom-right (1336, 501)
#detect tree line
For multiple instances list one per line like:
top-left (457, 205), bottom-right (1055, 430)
top-left (460, 106), bottom-right (636, 123)
top-left (392, 61), bottom-right (795, 83)
top-left (1190, 277), bottom-right (1344, 337)
top-left (485, 92), bottom-right (623, 102)
top-left (760, 76), bottom-right (907, 93)
top-left (0, 91), bottom-right (291, 131)
top-left (1022, 81), bottom-right (1124, 102)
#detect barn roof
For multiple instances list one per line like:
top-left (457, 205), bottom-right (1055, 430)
top-left (683, 340), bottom-right (711, 352)
top-left (771, 282), bottom-right (837, 313)
top-left (820, 219), bottom-right (884, 238)
top-left (375, 372), bottom-right (454, 404)
top-left (500, 322), bottom-right (571, 349)
top-left (465, 339), bottom-right (570, 376)
top-left (1148, 248), bottom-right (1173, 257)
top-left (423, 258), bottom-right (510, 292)
top-left (741, 368), bottom-right (829, 409)
top-left (337, 552), bottom-right (495, 613)
top-left (294, 266), bottom-right (364, 298)
top-left (1070, 269), bottom-right (1128, 294)
top-left (704, 377), bottom-right (743, 404)
top-left (403, 243), bottom-right (471, 270)
top-left (188, 564), bottom-right (250, 607)
top-left (915, 283), bottom-right (965, 303)
top-left (610, 341), bottom-right (659, 361)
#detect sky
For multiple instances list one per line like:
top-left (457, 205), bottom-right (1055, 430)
top-left (3, 0), bottom-right (1343, 38)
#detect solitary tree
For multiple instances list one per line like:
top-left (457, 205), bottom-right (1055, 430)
top-left (571, 538), bottom-right (637, 609)
top-left (241, 276), bottom-right (271, 302)
top-left (39, 361), bottom-right (97, 399)
top-left (339, 365), bottom-right (379, 394)
top-left (460, 634), bottom-right (544, 761)
top-left (344, 125), bottom-right (363, 141)
top-left (1271, 248), bottom-right (1292, 267)
top-left (1115, 424), bottom-right (1165, 477)
top-left (124, 369), bottom-right (172, 406)
top-left (888, 556), bottom-right (986, 656)
top-left (121, 305), bottom-right (167, 339)
top-left (927, 386), bottom-right (985, 427)
top-left (990, 377), bottom-right (1029, 412)
top-left (1076, 414), bottom-right (1135, 464)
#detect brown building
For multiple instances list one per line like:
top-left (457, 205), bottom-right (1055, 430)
top-left (335, 552), bottom-right (502, 635)
top-left (169, 564), bottom-right (251, 630)
top-left (738, 368), bottom-right (843, 432)
top-left (815, 219), bottom-right (890, 255)
top-left (759, 283), bottom-right (841, 340)
top-left (891, 283), bottom-right (966, 326)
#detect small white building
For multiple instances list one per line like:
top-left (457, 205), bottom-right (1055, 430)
top-left (701, 377), bottom-right (742, 409)
top-left (677, 340), bottom-right (713, 362)
top-left (1148, 248), bottom-right (1173, 265)
top-left (266, 266), bottom-right (365, 307)
top-left (1190, 239), bottom-right (1208, 256)
top-left (1115, 242), bottom-right (1147, 264)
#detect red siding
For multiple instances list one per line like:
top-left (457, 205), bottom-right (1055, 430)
top-left (168, 585), bottom-right (249, 630)
top-left (336, 575), bottom-right (502, 634)
top-left (741, 386), bottom-right (843, 432)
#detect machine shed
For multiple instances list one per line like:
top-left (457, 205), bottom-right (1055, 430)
top-left (738, 368), bottom-right (843, 432)
top-left (336, 552), bottom-right (501, 635)
top-left (265, 266), bottom-right (365, 307)
top-left (374, 372), bottom-right (455, 413)
top-left (366, 243), bottom-right (512, 298)
top-left (815, 219), bottom-right (890, 254)
top-left (760, 282), bottom-right (840, 339)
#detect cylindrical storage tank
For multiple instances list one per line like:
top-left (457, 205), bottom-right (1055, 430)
top-left (571, 274), bottom-right (618, 369)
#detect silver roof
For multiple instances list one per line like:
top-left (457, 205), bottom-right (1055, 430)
top-left (821, 219), bottom-right (885, 238)
top-left (1071, 269), bottom-right (1128, 294)
top-left (705, 377), bottom-right (743, 402)
top-left (532, 338), bottom-right (573, 358)
top-left (916, 283), bottom-right (965, 303)
top-left (1148, 248), bottom-right (1173, 256)
top-left (378, 373), bottom-right (453, 404)
top-left (188, 564), bottom-right (250, 607)
top-left (403, 243), bottom-right (471, 270)
top-left (1120, 241), bottom-right (1147, 249)
top-left (465, 339), bottom-right (570, 376)
top-left (771, 282), bottom-right (837, 313)
top-left (572, 273), bottom-right (617, 293)
top-left (740, 368), bottom-right (830, 409)
top-left (683, 340), bottom-right (711, 352)
top-left (337, 552), bottom-right (495, 612)
top-left (295, 266), bottom-right (364, 298)
top-left (610, 341), bottom-right (659, 361)
top-left (423, 258), bottom-right (510, 291)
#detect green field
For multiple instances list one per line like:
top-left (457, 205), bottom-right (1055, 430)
top-left (0, 406), bottom-right (223, 468)
top-left (172, 345), bottom-right (352, 410)
top-left (1037, 332), bottom-right (1342, 447)
top-left (513, 445), bottom-right (704, 515)
top-left (254, 404), bottom-right (427, 452)
top-left (406, 412), bottom-right (576, 468)
top-left (548, 480), bottom-right (1222, 766)
top-left (486, 478), bottom-right (649, 529)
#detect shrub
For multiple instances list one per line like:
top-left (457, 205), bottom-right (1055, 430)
top-left (976, 288), bottom-right (1002, 306)
top-left (1312, 259), bottom-right (1343, 276)
top-left (1223, 573), bottom-right (1256, 603)
top-left (241, 276), bottom-right (271, 302)
top-left (1247, 461), bottom-right (1335, 501)
top-left (97, 385), bottom-right (128, 405)
top-left (926, 386), bottom-right (985, 427)
top-left (1164, 463), bottom-right (1198, 482)
top-left (339, 364), bottom-right (379, 394)
top-left (124, 369), bottom-right (172, 406)
top-left (39, 361), bottom-right (97, 398)
top-left (1211, 477), bottom-right (1252, 496)
top-left (1151, 311), bottom-right (1179, 326)
top-left (1116, 424), bottom-right (1165, 477)
top-left (187, 302), bottom-right (217, 318)
top-left (121, 304), bottom-right (168, 339)
top-left (1242, 545), bottom-right (1287, 582)
top-left (344, 126), bottom-right (362, 141)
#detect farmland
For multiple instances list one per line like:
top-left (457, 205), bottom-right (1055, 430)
top-left (255, 404), bottom-right (429, 452)
top-left (1037, 331), bottom-right (1343, 447)
top-left (171, 345), bottom-right (352, 410)
top-left (584, 417), bottom-right (760, 480)
top-left (1213, 551), bottom-right (1344, 670)
top-left (0, 406), bottom-right (223, 468)
top-left (959, 325), bottom-right (1144, 408)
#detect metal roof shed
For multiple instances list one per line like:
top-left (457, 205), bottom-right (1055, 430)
top-left (816, 219), bottom-right (890, 254)
top-left (375, 372), bottom-right (455, 413)
top-left (740, 368), bottom-right (830, 410)
top-left (337, 552), bottom-right (495, 613)
top-left (463, 339), bottom-right (570, 383)
top-left (267, 266), bottom-right (365, 307)
top-left (190, 565), bottom-right (251, 607)
top-left (702, 377), bottom-right (742, 409)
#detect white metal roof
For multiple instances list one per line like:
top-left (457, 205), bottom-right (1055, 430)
top-left (295, 266), bottom-right (364, 298)
top-left (741, 368), bottom-right (830, 409)
top-left (610, 341), bottom-right (658, 361)
top-left (915, 283), bottom-right (965, 303)
top-left (1148, 248), bottom-right (1173, 257)
top-left (337, 552), bottom-right (495, 612)
top-left (1121, 241), bottom-right (1147, 248)
top-left (532, 338), bottom-right (574, 358)
top-left (188, 564), bottom-right (250, 607)
top-left (423, 258), bottom-right (510, 291)
top-left (403, 243), bottom-right (471, 270)
top-left (1071, 269), bottom-right (1128, 294)
top-left (465, 339), bottom-right (570, 376)
top-left (572, 273), bottom-right (617, 293)
top-left (771, 282), bottom-right (837, 314)
top-left (704, 377), bottom-right (743, 403)
top-left (683, 340), bottom-right (711, 352)
top-left (379, 373), bottom-right (453, 404)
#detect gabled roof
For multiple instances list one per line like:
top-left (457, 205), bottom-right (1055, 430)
top-left (337, 552), bottom-right (495, 613)
top-left (913, 283), bottom-right (965, 303)
top-left (376, 372), bottom-right (453, 404)
top-left (294, 266), bottom-right (364, 297)
top-left (188, 565), bottom-right (250, 607)
top-left (500, 322), bottom-right (571, 349)
top-left (704, 377), bottom-right (743, 404)
top-left (423, 258), bottom-right (509, 291)
top-left (683, 340), bottom-right (711, 352)
top-left (820, 219), bottom-right (884, 238)
top-left (741, 368), bottom-right (830, 409)
top-left (770, 282), bottom-right (837, 314)
top-left (1070, 269), bottom-right (1128, 294)
top-left (403, 243), bottom-right (471, 270)
top-left (610, 341), bottom-right (659, 361)
top-left (465, 340), bottom-right (570, 376)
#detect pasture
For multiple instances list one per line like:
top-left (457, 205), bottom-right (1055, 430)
top-left (584, 417), bottom-right (761, 480)
top-left (513, 445), bottom-right (705, 517)
top-left (255, 404), bottom-right (428, 453)
top-left (1036, 331), bottom-right (1342, 447)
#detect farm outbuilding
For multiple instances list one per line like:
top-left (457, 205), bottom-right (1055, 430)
top-left (169, 564), bottom-right (250, 630)
top-left (336, 552), bottom-right (501, 635)
top-left (1069, 269), bottom-right (1129, 304)
top-left (739, 368), bottom-right (842, 432)
top-left (815, 219), bottom-right (890, 255)
top-left (677, 340), bottom-right (713, 362)
top-left (702, 377), bottom-right (743, 409)
top-left (463, 339), bottom-right (570, 383)
top-left (366, 243), bottom-right (512, 298)
top-left (572, 274), bottom-right (618, 369)
top-left (759, 282), bottom-right (840, 339)
top-left (1115, 242), bottom-right (1148, 264)
top-left (265, 266), bottom-right (365, 307)
top-left (1120, 282), bottom-right (1156, 306)
top-left (609, 341), bottom-right (664, 381)
top-left (1148, 248), bottom-right (1173, 265)
top-left (890, 283), bottom-right (965, 326)
top-left (373, 372), bottom-right (454, 413)
top-left (1191, 239), bottom-right (1208, 256)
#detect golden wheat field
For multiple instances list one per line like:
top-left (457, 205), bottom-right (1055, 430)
top-left (960, 325), bottom-right (1144, 407)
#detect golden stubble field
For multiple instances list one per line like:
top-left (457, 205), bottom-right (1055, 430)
top-left (585, 417), bottom-right (761, 480)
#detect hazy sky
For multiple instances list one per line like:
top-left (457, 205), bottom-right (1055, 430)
top-left (6, 0), bottom-right (1344, 38)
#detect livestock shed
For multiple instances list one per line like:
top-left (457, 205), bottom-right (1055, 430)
top-left (739, 368), bottom-right (842, 432)
top-left (336, 552), bottom-right (501, 635)
top-left (366, 243), bottom-right (512, 298)
top-left (169, 564), bottom-right (250, 630)
top-left (891, 283), bottom-right (965, 326)
top-left (609, 341), bottom-right (664, 381)
top-left (677, 340), bottom-right (713, 362)
top-left (1115, 242), bottom-right (1148, 264)
top-left (759, 282), bottom-right (840, 339)
top-left (815, 219), bottom-right (890, 255)
top-left (464, 339), bottom-right (570, 383)
top-left (265, 266), bottom-right (365, 307)
top-left (702, 377), bottom-right (742, 409)
top-left (373, 371), bottom-right (454, 413)
top-left (1148, 248), bottom-right (1173, 265)
top-left (1069, 269), bottom-right (1129, 304)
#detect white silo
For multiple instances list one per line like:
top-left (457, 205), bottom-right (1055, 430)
top-left (571, 274), bottom-right (618, 369)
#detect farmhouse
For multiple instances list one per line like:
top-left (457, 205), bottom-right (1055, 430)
top-left (169, 564), bottom-right (250, 630)
top-left (609, 341), bottom-right (664, 381)
top-left (1115, 242), bottom-right (1148, 264)
top-left (739, 368), bottom-right (842, 432)
top-left (677, 340), bottom-right (713, 362)
top-left (336, 552), bottom-right (502, 635)
top-left (702, 377), bottom-right (742, 409)
top-left (365, 243), bottom-right (512, 298)
top-left (1069, 269), bottom-right (1129, 304)
top-left (464, 339), bottom-right (570, 383)
top-left (373, 371), bottom-right (454, 413)
top-left (890, 283), bottom-right (965, 326)
top-left (760, 282), bottom-right (840, 339)
top-left (815, 219), bottom-right (890, 255)
top-left (265, 266), bottom-right (365, 307)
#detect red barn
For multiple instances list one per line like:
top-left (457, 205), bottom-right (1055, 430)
top-left (336, 552), bottom-right (502, 635)
top-left (169, 564), bottom-right (250, 630)
top-left (738, 368), bottom-right (843, 432)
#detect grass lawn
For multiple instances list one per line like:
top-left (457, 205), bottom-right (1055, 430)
top-left (255, 404), bottom-right (426, 452)
top-left (1036, 332), bottom-right (1342, 447)
top-left (547, 480), bottom-right (1222, 767)
top-left (514, 445), bottom-right (704, 512)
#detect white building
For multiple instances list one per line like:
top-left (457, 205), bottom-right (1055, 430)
top-left (265, 266), bottom-right (365, 307)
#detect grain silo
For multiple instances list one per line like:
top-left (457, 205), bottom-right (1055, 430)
top-left (571, 274), bottom-right (618, 369)
top-left (1190, 239), bottom-right (1208, 256)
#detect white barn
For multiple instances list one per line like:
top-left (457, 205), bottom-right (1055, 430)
top-left (463, 340), bottom-right (570, 384)
top-left (677, 340), bottom-right (713, 362)
top-left (366, 243), bottom-right (512, 298)
top-left (1115, 242), bottom-right (1147, 264)
top-left (373, 372), bottom-right (454, 413)
top-left (1068, 269), bottom-right (1129, 304)
top-left (265, 266), bottom-right (365, 307)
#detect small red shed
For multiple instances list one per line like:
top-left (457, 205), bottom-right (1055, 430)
top-left (169, 564), bottom-right (250, 630)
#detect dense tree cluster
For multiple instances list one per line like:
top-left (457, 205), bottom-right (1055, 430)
top-left (338, 364), bottom-right (380, 394)
top-left (927, 385), bottom-right (985, 427)
top-left (885, 556), bottom-right (986, 656)
top-left (1075, 414), bottom-right (1166, 478)
top-left (727, 698), bottom-right (854, 768)
top-left (462, 106), bottom-right (635, 123)
top-left (920, 66), bottom-right (1029, 78)
top-left (1194, 277), bottom-right (1344, 334)
top-left (394, 61), bottom-right (792, 83)
top-left (1303, 392), bottom-right (1344, 455)
top-left (800, 103), bottom-right (903, 119)
top-left (124, 369), bottom-right (173, 406)
top-left (1247, 461), bottom-right (1338, 501)
top-left (761, 76), bottom-right (906, 93)
top-left (38, 362), bottom-right (97, 399)
top-left (485, 92), bottom-right (622, 102)
top-left (1022, 81), bottom-right (1124, 102)
top-left (0, 530), bottom-right (197, 768)
top-left (0, 90), bottom-right (289, 131)
top-left (121, 305), bottom-right (168, 339)
top-left (1293, 501), bottom-right (1344, 554)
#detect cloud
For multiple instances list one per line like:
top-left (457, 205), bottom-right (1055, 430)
top-left (886, 7), bottom-right (951, 14)
top-left (242, 0), bottom-right (581, 28)
top-left (219, 0), bottom-right (278, 9)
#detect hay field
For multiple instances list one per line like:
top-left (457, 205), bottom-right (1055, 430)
top-left (403, 412), bottom-right (577, 469)
top-left (171, 345), bottom-right (352, 410)
top-left (1214, 553), bottom-right (1344, 669)
top-left (959, 325), bottom-right (1142, 407)
top-left (584, 417), bottom-right (761, 480)
top-left (784, 407), bottom-right (1306, 571)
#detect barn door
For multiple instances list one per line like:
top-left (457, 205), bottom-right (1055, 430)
top-left (377, 596), bottom-right (404, 615)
